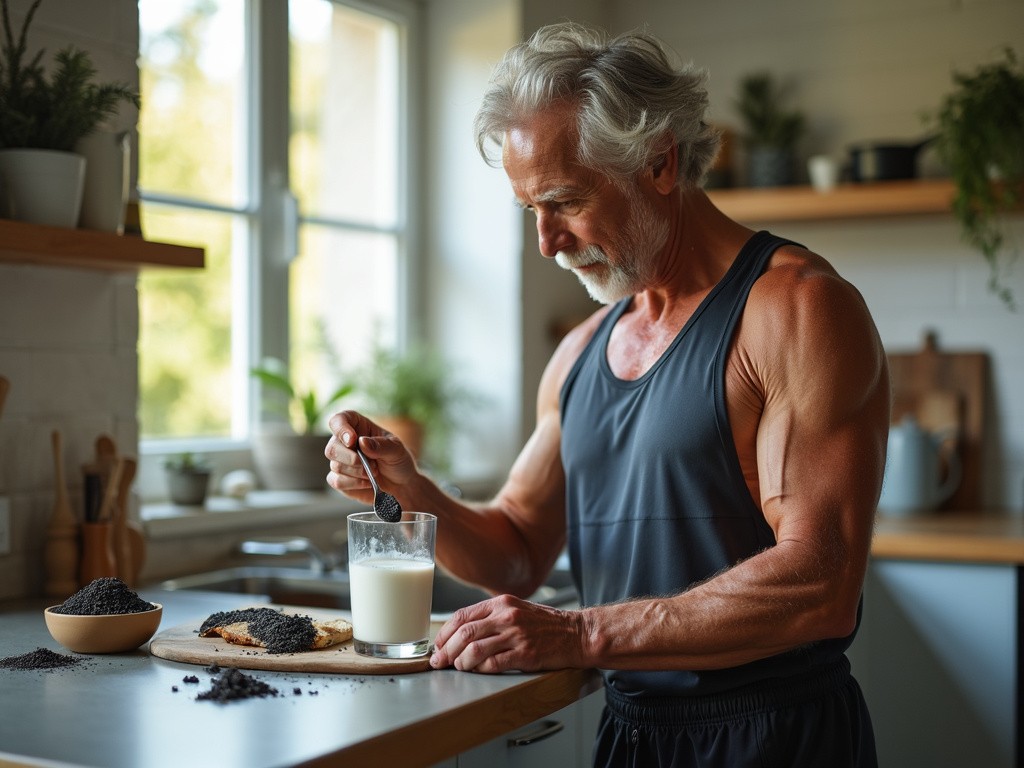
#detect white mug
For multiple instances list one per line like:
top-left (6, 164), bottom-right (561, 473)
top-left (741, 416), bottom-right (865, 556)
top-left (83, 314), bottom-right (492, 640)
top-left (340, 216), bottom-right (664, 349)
top-left (807, 155), bottom-right (839, 192)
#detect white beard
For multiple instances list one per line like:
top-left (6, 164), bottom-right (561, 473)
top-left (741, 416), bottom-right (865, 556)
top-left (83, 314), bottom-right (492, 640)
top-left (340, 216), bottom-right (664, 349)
top-left (555, 184), bottom-right (669, 305)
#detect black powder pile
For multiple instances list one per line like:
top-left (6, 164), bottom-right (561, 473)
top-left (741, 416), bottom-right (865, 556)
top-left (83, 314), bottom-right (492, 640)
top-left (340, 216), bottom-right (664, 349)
top-left (50, 577), bottom-right (158, 616)
top-left (199, 607), bottom-right (317, 654)
top-left (196, 667), bottom-right (279, 703)
top-left (0, 647), bottom-right (83, 671)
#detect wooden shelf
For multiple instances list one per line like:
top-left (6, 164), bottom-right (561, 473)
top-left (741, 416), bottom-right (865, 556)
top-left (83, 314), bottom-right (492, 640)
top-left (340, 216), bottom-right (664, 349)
top-left (0, 218), bottom-right (204, 271)
top-left (707, 178), bottom-right (955, 223)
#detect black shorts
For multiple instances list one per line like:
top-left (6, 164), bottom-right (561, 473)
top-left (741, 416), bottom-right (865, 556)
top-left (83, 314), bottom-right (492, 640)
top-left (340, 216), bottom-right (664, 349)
top-left (593, 657), bottom-right (877, 768)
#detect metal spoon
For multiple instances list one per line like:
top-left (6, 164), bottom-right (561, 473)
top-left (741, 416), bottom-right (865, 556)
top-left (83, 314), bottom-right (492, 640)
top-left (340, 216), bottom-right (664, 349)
top-left (355, 445), bottom-right (403, 523)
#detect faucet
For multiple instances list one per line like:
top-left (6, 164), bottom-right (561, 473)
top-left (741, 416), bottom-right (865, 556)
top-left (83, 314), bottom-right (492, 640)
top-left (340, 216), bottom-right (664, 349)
top-left (237, 536), bottom-right (340, 573)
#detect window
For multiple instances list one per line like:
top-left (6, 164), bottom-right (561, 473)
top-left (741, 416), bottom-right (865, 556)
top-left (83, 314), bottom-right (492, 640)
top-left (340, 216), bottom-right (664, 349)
top-left (137, 0), bottom-right (415, 465)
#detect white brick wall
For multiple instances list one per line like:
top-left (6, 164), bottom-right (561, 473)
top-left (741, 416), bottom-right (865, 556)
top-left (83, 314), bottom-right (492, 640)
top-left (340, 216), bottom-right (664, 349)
top-left (0, 0), bottom-right (141, 601)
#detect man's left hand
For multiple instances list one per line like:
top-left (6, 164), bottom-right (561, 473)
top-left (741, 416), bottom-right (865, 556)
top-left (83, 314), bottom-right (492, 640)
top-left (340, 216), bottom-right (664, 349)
top-left (430, 595), bottom-right (585, 673)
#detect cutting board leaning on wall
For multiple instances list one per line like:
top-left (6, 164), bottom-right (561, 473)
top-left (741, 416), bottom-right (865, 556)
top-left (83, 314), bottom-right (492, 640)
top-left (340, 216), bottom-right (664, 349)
top-left (886, 331), bottom-right (990, 512)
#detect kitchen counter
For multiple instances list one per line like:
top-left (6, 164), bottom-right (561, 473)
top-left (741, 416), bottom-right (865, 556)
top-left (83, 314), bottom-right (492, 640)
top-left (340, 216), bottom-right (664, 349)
top-left (871, 511), bottom-right (1024, 565)
top-left (0, 589), bottom-right (601, 768)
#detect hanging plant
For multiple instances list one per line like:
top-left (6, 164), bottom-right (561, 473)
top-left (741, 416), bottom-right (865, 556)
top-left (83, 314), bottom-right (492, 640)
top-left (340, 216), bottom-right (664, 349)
top-left (931, 48), bottom-right (1024, 310)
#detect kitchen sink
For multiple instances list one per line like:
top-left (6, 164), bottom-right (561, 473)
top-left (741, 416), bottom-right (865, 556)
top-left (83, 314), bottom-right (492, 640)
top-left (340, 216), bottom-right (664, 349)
top-left (160, 565), bottom-right (578, 618)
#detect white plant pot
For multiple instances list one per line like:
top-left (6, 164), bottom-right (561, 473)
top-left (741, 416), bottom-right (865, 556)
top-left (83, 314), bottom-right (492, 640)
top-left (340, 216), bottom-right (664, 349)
top-left (252, 430), bottom-right (331, 491)
top-left (0, 148), bottom-right (86, 228)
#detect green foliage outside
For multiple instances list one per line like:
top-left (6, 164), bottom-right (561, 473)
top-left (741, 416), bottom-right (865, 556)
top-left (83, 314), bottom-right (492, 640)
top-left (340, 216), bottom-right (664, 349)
top-left (137, 1), bottom-right (234, 438)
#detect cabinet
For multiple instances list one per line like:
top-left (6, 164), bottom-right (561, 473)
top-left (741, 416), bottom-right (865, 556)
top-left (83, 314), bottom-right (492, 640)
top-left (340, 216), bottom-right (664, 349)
top-left (848, 559), bottom-right (1018, 767)
top-left (432, 689), bottom-right (605, 768)
top-left (0, 218), bottom-right (204, 270)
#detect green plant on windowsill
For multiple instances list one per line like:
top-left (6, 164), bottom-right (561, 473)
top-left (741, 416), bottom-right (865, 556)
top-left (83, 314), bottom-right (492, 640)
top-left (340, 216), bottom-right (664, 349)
top-left (163, 452), bottom-right (211, 506)
top-left (162, 451), bottom-right (210, 474)
top-left (250, 357), bottom-right (355, 436)
top-left (249, 358), bottom-right (356, 491)
top-left (357, 340), bottom-right (479, 472)
top-left (0, 0), bottom-right (140, 151)
top-left (930, 47), bottom-right (1024, 311)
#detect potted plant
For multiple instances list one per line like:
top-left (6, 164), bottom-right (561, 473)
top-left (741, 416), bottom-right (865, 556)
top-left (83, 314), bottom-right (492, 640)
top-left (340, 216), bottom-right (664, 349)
top-left (734, 71), bottom-right (805, 187)
top-left (357, 340), bottom-right (476, 472)
top-left (250, 357), bottom-right (354, 490)
top-left (930, 48), bottom-right (1024, 310)
top-left (163, 452), bottom-right (211, 506)
top-left (0, 0), bottom-right (139, 227)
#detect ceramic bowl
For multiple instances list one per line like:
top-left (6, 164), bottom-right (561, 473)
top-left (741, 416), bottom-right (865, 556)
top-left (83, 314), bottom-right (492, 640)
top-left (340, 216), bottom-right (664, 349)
top-left (44, 604), bottom-right (163, 654)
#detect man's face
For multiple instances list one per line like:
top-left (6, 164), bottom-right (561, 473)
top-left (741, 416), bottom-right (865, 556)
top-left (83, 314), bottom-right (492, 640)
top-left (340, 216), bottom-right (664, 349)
top-left (503, 105), bottom-right (669, 304)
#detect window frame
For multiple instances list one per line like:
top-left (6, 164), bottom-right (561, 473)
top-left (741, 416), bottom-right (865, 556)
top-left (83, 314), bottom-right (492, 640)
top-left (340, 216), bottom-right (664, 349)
top-left (137, 0), bottom-right (420, 497)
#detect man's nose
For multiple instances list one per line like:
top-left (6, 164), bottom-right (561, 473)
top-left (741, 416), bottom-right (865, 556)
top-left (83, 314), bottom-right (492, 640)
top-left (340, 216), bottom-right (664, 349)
top-left (536, 212), bottom-right (573, 258)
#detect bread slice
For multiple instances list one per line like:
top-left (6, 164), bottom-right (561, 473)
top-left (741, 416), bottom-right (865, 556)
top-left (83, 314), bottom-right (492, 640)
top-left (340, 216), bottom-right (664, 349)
top-left (199, 607), bottom-right (352, 653)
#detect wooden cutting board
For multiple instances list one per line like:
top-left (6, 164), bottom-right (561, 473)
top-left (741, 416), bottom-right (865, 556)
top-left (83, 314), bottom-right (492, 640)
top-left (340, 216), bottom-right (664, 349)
top-left (887, 331), bottom-right (989, 512)
top-left (149, 605), bottom-right (438, 675)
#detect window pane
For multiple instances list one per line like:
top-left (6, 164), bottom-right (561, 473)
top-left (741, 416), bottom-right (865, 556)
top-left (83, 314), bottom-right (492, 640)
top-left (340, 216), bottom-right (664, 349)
top-left (290, 225), bottom-right (399, 409)
top-left (138, 0), bottom-right (246, 206)
top-left (138, 207), bottom-right (237, 439)
top-left (290, 0), bottom-right (400, 225)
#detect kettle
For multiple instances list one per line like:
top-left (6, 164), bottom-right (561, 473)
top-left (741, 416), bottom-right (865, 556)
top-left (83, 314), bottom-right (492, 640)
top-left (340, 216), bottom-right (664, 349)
top-left (878, 415), bottom-right (961, 516)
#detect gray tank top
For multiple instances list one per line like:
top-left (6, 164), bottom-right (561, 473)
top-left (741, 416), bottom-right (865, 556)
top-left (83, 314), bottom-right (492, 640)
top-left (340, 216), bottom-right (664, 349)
top-left (560, 230), bottom-right (858, 698)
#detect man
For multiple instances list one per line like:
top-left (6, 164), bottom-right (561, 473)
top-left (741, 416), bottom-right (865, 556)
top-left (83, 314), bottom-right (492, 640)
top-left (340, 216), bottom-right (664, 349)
top-left (326, 22), bottom-right (887, 767)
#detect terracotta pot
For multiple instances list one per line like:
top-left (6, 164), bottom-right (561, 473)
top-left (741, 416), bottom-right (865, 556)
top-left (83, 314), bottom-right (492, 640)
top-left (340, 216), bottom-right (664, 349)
top-left (375, 415), bottom-right (424, 459)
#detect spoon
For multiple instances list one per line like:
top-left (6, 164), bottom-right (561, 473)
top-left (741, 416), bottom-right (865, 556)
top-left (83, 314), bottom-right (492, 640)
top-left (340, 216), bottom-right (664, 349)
top-left (355, 445), bottom-right (403, 523)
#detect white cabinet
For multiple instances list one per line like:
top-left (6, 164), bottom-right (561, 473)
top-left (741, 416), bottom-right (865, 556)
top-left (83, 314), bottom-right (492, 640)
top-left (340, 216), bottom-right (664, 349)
top-left (433, 688), bottom-right (604, 768)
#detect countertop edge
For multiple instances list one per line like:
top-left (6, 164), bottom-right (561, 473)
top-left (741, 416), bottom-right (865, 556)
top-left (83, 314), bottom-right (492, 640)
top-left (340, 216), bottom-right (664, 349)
top-left (313, 668), bottom-right (604, 767)
top-left (871, 511), bottom-right (1024, 565)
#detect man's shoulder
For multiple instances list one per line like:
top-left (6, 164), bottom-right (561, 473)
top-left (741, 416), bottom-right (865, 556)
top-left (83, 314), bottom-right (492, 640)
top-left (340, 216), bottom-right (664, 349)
top-left (748, 244), bottom-right (862, 327)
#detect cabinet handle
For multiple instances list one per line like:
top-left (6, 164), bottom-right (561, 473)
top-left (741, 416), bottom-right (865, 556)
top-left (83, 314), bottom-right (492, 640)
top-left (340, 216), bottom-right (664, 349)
top-left (507, 719), bottom-right (564, 747)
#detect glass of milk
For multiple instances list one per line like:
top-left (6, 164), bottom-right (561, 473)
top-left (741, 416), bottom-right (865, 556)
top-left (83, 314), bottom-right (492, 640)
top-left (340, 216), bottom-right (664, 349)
top-left (347, 511), bottom-right (437, 658)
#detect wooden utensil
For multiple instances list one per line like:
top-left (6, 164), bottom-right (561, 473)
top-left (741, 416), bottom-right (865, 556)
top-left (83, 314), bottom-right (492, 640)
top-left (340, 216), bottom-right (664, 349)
top-left (96, 457), bottom-right (124, 522)
top-left (113, 457), bottom-right (137, 584)
top-left (44, 429), bottom-right (80, 598)
top-left (0, 375), bottom-right (9, 419)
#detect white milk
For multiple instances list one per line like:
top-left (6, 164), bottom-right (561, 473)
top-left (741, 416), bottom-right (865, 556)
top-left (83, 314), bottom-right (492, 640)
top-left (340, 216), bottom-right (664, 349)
top-left (349, 557), bottom-right (435, 643)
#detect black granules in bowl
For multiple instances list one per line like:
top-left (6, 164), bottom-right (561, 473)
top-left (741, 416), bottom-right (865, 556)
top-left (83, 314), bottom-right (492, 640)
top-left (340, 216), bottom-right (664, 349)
top-left (0, 647), bottom-right (83, 670)
top-left (197, 667), bottom-right (279, 703)
top-left (50, 577), bottom-right (158, 616)
top-left (199, 607), bottom-right (317, 654)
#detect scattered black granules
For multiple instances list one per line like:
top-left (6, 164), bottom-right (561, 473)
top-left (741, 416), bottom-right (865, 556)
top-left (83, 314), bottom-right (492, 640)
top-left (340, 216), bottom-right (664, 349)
top-left (199, 607), bottom-right (317, 654)
top-left (0, 647), bottom-right (83, 671)
top-left (182, 674), bottom-right (200, 684)
top-left (50, 577), bottom-right (157, 616)
top-left (197, 667), bottom-right (279, 703)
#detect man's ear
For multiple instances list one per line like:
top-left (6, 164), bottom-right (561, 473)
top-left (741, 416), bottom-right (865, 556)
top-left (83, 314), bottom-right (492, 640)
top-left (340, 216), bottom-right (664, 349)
top-left (651, 141), bottom-right (679, 194)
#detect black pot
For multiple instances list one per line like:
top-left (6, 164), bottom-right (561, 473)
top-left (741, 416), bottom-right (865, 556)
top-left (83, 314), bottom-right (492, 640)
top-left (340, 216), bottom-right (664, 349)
top-left (848, 137), bottom-right (935, 183)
